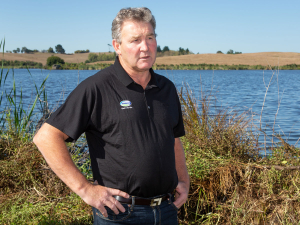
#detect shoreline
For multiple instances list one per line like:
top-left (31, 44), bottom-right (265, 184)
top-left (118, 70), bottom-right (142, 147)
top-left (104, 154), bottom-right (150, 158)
top-left (1, 63), bottom-right (299, 70)
top-left (1, 52), bottom-right (300, 67)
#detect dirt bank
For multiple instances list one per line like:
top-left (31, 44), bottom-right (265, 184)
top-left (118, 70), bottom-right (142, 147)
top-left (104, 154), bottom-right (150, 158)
top-left (2, 52), bottom-right (300, 66)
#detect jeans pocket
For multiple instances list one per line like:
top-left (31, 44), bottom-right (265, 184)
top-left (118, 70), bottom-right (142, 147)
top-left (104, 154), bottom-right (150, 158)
top-left (168, 196), bottom-right (179, 211)
top-left (93, 204), bottom-right (132, 222)
top-left (170, 201), bottom-right (179, 211)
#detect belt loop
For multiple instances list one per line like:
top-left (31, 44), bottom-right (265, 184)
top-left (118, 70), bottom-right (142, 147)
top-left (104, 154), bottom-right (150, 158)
top-left (130, 196), bottom-right (135, 211)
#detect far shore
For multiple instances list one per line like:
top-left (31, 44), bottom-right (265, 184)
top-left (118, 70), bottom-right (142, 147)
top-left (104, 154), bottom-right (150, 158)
top-left (1, 52), bottom-right (300, 67)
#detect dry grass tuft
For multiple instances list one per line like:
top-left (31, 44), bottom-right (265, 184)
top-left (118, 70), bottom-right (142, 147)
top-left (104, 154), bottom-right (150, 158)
top-left (0, 136), bottom-right (93, 224)
top-left (178, 84), bottom-right (300, 224)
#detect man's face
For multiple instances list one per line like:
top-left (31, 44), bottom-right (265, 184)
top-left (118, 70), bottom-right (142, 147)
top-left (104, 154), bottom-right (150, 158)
top-left (113, 20), bottom-right (157, 73)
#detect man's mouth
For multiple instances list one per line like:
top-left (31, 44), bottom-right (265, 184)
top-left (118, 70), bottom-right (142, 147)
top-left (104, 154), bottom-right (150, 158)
top-left (140, 56), bottom-right (150, 59)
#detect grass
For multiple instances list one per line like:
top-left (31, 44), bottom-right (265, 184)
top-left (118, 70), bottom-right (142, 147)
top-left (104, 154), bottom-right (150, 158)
top-left (177, 79), bottom-right (300, 224)
top-left (1, 39), bottom-right (300, 224)
top-left (0, 39), bottom-right (93, 224)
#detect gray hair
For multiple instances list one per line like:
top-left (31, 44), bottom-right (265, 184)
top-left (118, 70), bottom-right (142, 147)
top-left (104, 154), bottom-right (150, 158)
top-left (112, 7), bottom-right (156, 43)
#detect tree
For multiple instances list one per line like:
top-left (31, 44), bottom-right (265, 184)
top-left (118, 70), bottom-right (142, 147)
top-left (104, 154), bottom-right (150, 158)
top-left (21, 47), bottom-right (27, 53)
top-left (162, 46), bottom-right (169, 52)
top-left (55, 44), bottom-right (65, 54)
top-left (13, 50), bottom-right (18, 53)
top-left (186, 48), bottom-right (189, 54)
top-left (226, 49), bottom-right (242, 54)
top-left (157, 45), bottom-right (162, 52)
top-left (217, 50), bottom-right (223, 54)
top-left (48, 47), bottom-right (54, 53)
top-left (46, 56), bottom-right (65, 66)
top-left (20, 47), bottom-right (34, 53)
top-left (74, 49), bottom-right (90, 54)
top-left (178, 47), bottom-right (185, 55)
top-left (16, 48), bottom-right (20, 53)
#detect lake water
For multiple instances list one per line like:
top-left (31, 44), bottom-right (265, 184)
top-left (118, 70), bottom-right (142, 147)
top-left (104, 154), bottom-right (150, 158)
top-left (1, 68), bottom-right (299, 149)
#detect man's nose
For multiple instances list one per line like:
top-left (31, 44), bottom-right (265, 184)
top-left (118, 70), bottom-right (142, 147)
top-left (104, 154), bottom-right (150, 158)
top-left (140, 40), bottom-right (149, 51)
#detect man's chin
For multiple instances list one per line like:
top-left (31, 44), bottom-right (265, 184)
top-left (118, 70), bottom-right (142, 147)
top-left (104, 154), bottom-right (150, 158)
top-left (136, 63), bottom-right (154, 71)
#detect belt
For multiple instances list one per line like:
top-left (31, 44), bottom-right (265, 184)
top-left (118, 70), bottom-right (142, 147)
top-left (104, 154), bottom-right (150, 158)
top-left (114, 194), bottom-right (170, 206)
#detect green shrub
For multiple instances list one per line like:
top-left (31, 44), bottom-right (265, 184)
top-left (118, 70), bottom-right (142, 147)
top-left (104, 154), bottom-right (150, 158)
top-left (46, 56), bottom-right (65, 67)
top-left (75, 49), bottom-right (90, 54)
top-left (87, 53), bottom-right (98, 62)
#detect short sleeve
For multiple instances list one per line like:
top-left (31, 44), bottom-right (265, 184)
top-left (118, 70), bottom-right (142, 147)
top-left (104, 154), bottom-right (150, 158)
top-left (46, 80), bottom-right (96, 142)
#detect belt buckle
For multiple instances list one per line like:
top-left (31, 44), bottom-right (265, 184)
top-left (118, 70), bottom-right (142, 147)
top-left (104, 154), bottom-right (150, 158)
top-left (150, 197), bottom-right (162, 206)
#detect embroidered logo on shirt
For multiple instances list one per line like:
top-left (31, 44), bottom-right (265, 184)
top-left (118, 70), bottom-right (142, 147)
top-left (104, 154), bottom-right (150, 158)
top-left (120, 100), bottom-right (132, 109)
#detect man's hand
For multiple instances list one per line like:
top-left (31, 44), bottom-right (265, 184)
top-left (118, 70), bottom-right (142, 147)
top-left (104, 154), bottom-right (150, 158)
top-left (81, 181), bottom-right (129, 218)
top-left (173, 181), bottom-right (189, 209)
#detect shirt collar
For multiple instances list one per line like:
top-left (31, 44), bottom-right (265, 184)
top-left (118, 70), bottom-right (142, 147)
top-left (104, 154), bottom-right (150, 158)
top-left (113, 56), bottom-right (160, 89)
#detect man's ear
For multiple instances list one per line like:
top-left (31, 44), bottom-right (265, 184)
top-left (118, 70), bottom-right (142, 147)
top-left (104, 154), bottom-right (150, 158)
top-left (112, 39), bottom-right (121, 55)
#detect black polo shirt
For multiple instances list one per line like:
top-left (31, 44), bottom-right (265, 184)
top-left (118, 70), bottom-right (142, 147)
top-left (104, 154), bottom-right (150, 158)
top-left (46, 57), bottom-right (185, 197)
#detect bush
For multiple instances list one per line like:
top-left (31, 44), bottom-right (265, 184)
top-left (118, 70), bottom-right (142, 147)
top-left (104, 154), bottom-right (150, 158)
top-left (46, 56), bottom-right (65, 66)
top-left (87, 52), bottom-right (116, 63)
top-left (47, 47), bottom-right (54, 53)
top-left (75, 49), bottom-right (90, 54)
top-left (87, 53), bottom-right (98, 62)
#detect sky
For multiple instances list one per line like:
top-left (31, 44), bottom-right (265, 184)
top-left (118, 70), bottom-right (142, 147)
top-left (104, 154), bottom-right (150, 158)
top-left (1, 0), bottom-right (299, 54)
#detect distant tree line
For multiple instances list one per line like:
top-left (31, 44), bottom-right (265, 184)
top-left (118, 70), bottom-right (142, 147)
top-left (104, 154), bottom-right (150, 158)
top-left (156, 46), bottom-right (192, 57)
top-left (74, 50), bottom-right (90, 54)
top-left (216, 50), bottom-right (242, 54)
top-left (178, 47), bottom-right (189, 55)
top-left (157, 46), bottom-right (170, 53)
top-left (7, 44), bottom-right (66, 54)
top-left (227, 49), bottom-right (242, 54)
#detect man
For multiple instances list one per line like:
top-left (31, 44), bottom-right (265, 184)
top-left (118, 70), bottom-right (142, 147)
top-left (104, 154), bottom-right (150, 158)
top-left (33, 7), bottom-right (189, 224)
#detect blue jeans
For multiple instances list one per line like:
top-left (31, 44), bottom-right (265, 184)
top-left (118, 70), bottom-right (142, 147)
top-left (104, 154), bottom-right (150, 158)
top-left (92, 195), bottom-right (178, 224)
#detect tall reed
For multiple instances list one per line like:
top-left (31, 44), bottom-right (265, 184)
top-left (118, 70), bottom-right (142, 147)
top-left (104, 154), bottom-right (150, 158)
top-left (0, 39), bottom-right (93, 224)
top-left (0, 40), bottom-right (49, 138)
top-left (178, 79), bottom-right (300, 224)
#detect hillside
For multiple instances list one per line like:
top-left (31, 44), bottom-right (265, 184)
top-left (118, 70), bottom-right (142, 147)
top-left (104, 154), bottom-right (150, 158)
top-left (1, 52), bottom-right (300, 66)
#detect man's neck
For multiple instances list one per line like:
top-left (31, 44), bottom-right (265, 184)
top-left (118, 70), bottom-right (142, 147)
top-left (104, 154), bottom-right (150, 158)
top-left (118, 57), bottom-right (151, 89)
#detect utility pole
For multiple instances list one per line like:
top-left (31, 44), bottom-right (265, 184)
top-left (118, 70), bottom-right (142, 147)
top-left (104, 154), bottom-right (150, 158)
top-left (107, 44), bottom-right (112, 52)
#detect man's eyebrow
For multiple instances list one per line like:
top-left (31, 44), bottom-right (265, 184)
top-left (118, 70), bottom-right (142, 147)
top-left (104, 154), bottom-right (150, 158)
top-left (147, 33), bottom-right (156, 37)
top-left (130, 35), bottom-right (141, 40)
top-left (130, 33), bottom-right (156, 39)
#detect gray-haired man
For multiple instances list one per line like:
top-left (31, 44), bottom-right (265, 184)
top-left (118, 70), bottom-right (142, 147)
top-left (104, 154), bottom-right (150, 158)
top-left (34, 7), bottom-right (189, 224)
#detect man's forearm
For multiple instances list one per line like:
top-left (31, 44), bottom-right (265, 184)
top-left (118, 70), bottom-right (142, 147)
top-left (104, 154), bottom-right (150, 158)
top-left (174, 138), bottom-right (190, 186)
top-left (173, 137), bottom-right (189, 208)
top-left (33, 123), bottom-right (91, 197)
